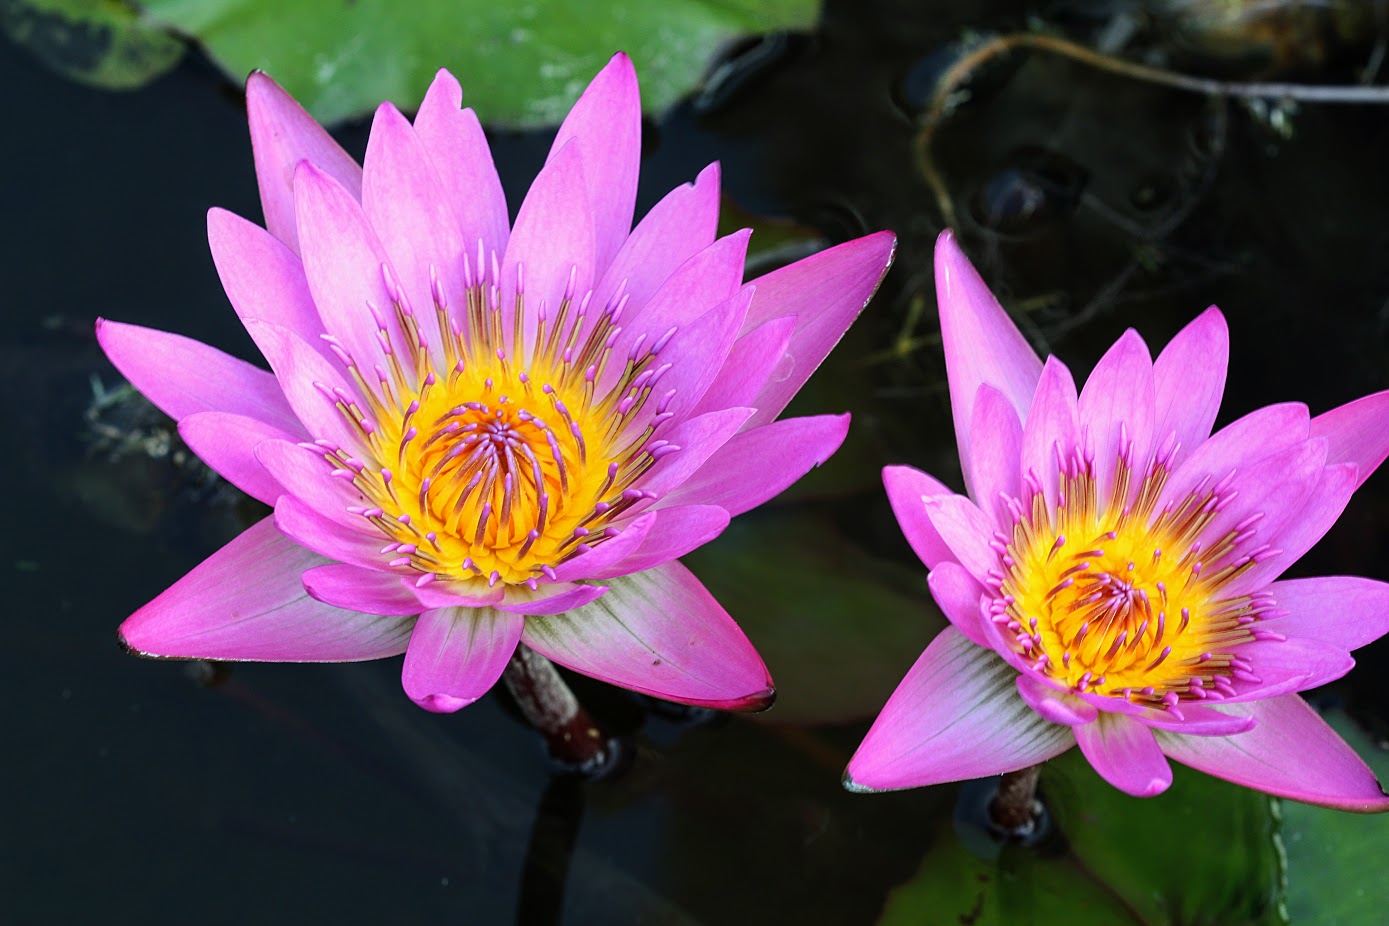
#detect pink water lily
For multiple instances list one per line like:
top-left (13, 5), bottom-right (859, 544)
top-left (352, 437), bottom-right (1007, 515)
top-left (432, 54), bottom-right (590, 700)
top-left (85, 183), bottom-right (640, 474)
top-left (846, 230), bottom-right (1389, 810)
top-left (98, 53), bottom-right (895, 714)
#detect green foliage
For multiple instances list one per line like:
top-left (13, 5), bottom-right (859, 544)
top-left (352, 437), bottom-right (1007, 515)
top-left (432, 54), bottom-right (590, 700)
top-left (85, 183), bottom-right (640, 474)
top-left (1, 0), bottom-right (183, 89)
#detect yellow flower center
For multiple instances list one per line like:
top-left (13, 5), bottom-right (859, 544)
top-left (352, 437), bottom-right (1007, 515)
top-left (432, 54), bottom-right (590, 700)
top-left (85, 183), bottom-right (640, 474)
top-left (318, 259), bottom-right (672, 590)
top-left (997, 445), bottom-right (1263, 707)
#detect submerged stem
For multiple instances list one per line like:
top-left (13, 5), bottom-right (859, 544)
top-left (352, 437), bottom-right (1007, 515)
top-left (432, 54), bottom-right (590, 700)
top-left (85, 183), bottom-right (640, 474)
top-left (989, 764), bottom-right (1043, 836)
top-left (502, 645), bottom-right (620, 776)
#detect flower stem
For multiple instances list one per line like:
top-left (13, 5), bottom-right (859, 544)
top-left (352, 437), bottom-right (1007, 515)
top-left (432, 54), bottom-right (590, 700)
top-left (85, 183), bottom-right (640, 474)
top-left (989, 764), bottom-right (1043, 835)
top-left (502, 645), bottom-right (620, 776)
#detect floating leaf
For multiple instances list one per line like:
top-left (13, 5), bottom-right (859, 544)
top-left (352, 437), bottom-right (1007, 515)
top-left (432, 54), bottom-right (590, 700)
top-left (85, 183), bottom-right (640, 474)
top-left (683, 509), bottom-right (942, 725)
top-left (1280, 707), bottom-right (1389, 925)
top-left (137, 0), bottom-right (819, 126)
top-left (1, 0), bottom-right (183, 89)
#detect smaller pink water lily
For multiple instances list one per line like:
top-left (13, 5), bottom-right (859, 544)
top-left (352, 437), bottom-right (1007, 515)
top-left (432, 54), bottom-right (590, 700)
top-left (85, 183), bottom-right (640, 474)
top-left (846, 230), bottom-right (1389, 810)
top-left (98, 53), bottom-right (895, 714)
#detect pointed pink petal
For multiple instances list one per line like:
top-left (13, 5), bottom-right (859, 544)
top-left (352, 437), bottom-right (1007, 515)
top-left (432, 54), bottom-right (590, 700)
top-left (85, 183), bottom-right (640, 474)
top-left (1218, 636), bottom-right (1353, 702)
top-left (922, 493), bottom-right (999, 586)
top-left (241, 319), bottom-right (365, 455)
top-left (521, 560), bottom-right (773, 710)
top-left (966, 384), bottom-right (1023, 522)
top-left (1311, 390), bottom-right (1389, 489)
top-left (656, 414), bottom-right (849, 517)
top-left (1019, 356), bottom-right (1080, 509)
top-left (549, 513), bottom-right (657, 583)
top-left (273, 495), bottom-right (386, 571)
top-left (631, 407), bottom-right (755, 501)
top-left (412, 69), bottom-right (510, 261)
top-left (883, 465), bottom-right (959, 570)
top-left (95, 319), bottom-right (300, 433)
top-left (690, 315), bottom-right (797, 419)
top-left (120, 516), bottom-right (411, 661)
top-left (1163, 402), bottom-right (1310, 505)
top-left (362, 102), bottom-right (464, 359)
top-left (934, 230), bottom-right (1043, 493)
top-left (742, 231), bottom-right (897, 428)
top-left (500, 140), bottom-right (596, 359)
top-left (1074, 713), bottom-right (1173, 797)
top-left (410, 580), bottom-right (506, 610)
top-left (1133, 703), bottom-right (1255, 736)
top-left (547, 52), bottom-right (640, 277)
top-left (1077, 329), bottom-right (1155, 503)
top-left (178, 411), bottom-right (296, 506)
top-left (629, 286), bottom-right (752, 430)
top-left (844, 627), bottom-right (1073, 792)
top-left (207, 208), bottom-right (329, 359)
top-left (1152, 307), bottom-right (1228, 469)
top-left (494, 583), bottom-right (609, 616)
top-left (301, 563), bottom-right (423, 616)
top-left (587, 505), bottom-right (730, 580)
top-left (1015, 673), bottom-right (1099, 726)
top-left (1265, 575), bottom-right (1389, 651)
top-left (594, 162), bottom-right (720, 318)
top-left (927, 561), bottom-right (990, 647)
top-left (246, 70), bottom-right (362, 253)
top-left (255, 439), bottom-right (365, 528)
top-left (401, 607), bottom-right (525, 712)
top-left (1157, 695), bottom-right (1389, 811)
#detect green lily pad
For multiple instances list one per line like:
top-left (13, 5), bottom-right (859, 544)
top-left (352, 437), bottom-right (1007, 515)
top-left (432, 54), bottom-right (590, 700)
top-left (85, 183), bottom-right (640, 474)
top-left (1, 0), bottom-right (183, 89)
top-left (1279, 708), bottom-right (1389, 925)
top-left (137, 0), bottom-right (819, 126)
top-left (683, 509), bottom-right (943, 726)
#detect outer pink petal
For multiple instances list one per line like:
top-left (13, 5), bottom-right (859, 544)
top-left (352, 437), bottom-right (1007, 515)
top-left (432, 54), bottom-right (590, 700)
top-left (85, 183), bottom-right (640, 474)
top-left (922, 493), bottom-right (1000, 586)
top-left (242, 319), bottom-right (365, 455)
top-left (1019, 356), bottom-right (1080, 510)
top-left (844, 626), bottom-right (1074, 792)
top-left (412, 69), bottom-right (510, 261)
top-left (1015, 673), bottom-right (1099, 726)
top-left (1310, 390), bottom-right (1389, 489)
top-left (1133, 703), bottom-right (1255, 736)
top-left (500, 140), bottom-right (596, 359)
top-left (547, 52), bottom-right (640, 277)
top-left (1162, 402), bottom-right (1309, 505)
top-left (632, 407), bottom-right (755, 501)
top-left (742, 231), bottom-right (897, 428)
top-left (246, 70), bottom-right (362, 253)
top-left (883, 465), bottom-right (959, 570)
top-left (1152, 306), bottom-right (1228, 469)
top-left (95, 319), bottom-right (300, 434)
top-left (1216, 637), bottom-right (1353, 702)
top-left (934, 230), bottom-right (1043, 492)
top-left (207, 208), bottom-right (328, 359)
top-left (1077, 328), bottom-right (1155, 504)
top-left (582, 505), bottom-right (730, 580)
top-left (178, 411), bottom-right (297, 506)
top-left (521, 560), bottom-right (774, 710)
top-left (494, 583), bottom-right (609, 616)
top-left (120, 516), bottom-right (412, 661)
top-left (301, 563), bottom-right (423, 616)
top-left (593, 162), bottom-right (720, 317)
top-left (549, 513), bottom-right (657, 583)
top-left (410, 580), bottom-right (506, 610)
top-left (401, 607), bottom-right (525, 712)
top-left (1156, 695), bottom-right (1389, 811)
top-left (966, 384), bottom-right (1023, 522)
top-left (655, 414), bottom-right (849, 516)
top-left (690, 315), bottom-right (797, 419)
top-left (273, 495), bottom-right (386, 570)
top-left (927, 561), bottom-right (991, 647)
top-left (1074, 713), bottom-right (1173, 797)
top-left (1265, 575), bottom-right (1389, 651)
top-left (255, 439), bottom-right (365, 528)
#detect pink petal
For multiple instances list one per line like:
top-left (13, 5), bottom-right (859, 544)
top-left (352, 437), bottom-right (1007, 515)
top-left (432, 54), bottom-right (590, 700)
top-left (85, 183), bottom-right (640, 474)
top-left (926, 561), bottom-right (990, 647)
top-left (1156, 695), bottom-right (1389, 811)
top-left (589, 504), bottom-right (730, 579)
top-left (934, 230), bottom-right (1043, 492)
top-left (593, 162), bottom-right (720, 319)
top-left (410, 580), bottom-right (506, 610)
top-left (254, 438), bottom-right (365, 528)
top-left (1152, 307), bottom-right (1228, 469)
top-left (1163, 402), bottom-right (1310, 505)
top-left (1076, 328), bottom-right (1155, 504)
top-left (631, 406), bottom-right (756, 501)
top-left (1265, 575), bottom-right (1389, 651)
top-left (655, 414), bottom-right (850, 517)
top-left (549, 513), bottom-right (657, 583)
top-left (95, 319), bottom-right (300, 434)
top-left (1133, 703), bottom-right (1255, 736)
top-left (120, 516), bottom-right (412, 661)
top-left (241, 319), bottom-right (365, 455)
top-left (922, 493), bottom-right (1000, 586)
top-left (207, 208), bottom-right (328, 358)
top-left (1015, 673), bottom-right (1099, 726)
top-left (1218, 636), bottom-right (1354, 702)
top-left (273, 495), bottom-right (387, 571)
top-left (301, 563), bottom-right (423, 616)
top-left (883, 465), bottom-right (959, 570)
top-left (741, 231), bottom-right (897, 428)
top-left (690, 315), bottom-right (797, 419)
top-left (522, 560), bottom-right (774, 710)
top-left (245, 70), bottom-right (362, 253)
top-left (412, 69), bottom-right (510, 262)
top-left (500, 139), bottom-right (596, 360)
top-left (1074, 713), bottom-right (1173, 797)
top-left (1019, 356), bottom-right (1080, 510)
top-left (494, 583), bottom-right (609, 616)
top-left (401, 607), bottom-right (525, 712)
top-left (966, 384), bottom-right (1023, 521)
top-left (1311, 389), bottom-right (1389, 489)
top-left (546, 52), bottom-right (640, 277)
top-left (844, 626), bottom-right (1073, 792)
top-left (178, 411), bottom-right (296, 506)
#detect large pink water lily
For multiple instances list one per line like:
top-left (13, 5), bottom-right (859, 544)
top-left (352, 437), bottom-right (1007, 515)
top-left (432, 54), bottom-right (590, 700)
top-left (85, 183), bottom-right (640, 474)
top-left (98, 53), bottom-right (895, 714)
top-left (846, 230), bottom-right (1389, 810)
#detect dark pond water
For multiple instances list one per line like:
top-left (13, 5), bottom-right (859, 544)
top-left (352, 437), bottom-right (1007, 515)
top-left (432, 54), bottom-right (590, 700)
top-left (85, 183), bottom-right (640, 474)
top-left (6, 1), bottom-right (1389, 923)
